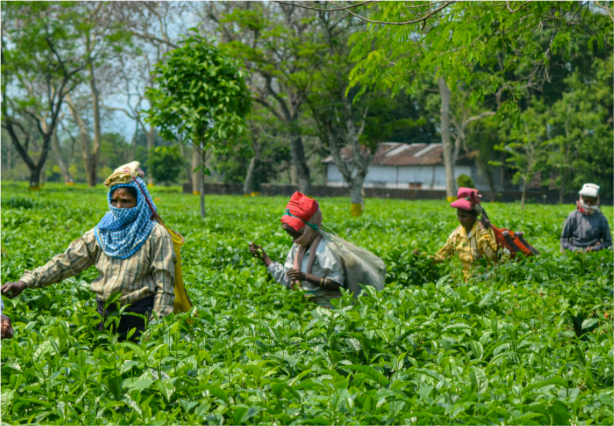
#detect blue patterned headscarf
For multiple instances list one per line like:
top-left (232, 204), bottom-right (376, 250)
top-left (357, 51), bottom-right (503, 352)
top-left (95, 176), bottom-right (157, 259)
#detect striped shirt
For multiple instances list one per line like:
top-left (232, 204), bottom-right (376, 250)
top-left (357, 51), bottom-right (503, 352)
top-left (434, 222), bottom-right (499, 269)
top-left (19, 222), bottom-right (175, 317)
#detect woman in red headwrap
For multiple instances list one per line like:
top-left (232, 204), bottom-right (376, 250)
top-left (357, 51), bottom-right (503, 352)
top-left (417, 188), bottom-right (499, 272)
top-left (249, 192), bottom-right (345, 308)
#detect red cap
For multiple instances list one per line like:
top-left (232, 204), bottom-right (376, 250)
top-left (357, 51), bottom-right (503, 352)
top-left (450, 187), bottom-right (480, 211)
top-left (281, 192), bottom-right (319, 231)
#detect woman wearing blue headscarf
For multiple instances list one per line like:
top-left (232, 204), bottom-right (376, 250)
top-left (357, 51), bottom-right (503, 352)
top-left (1, 162), bottom-right (175, 341)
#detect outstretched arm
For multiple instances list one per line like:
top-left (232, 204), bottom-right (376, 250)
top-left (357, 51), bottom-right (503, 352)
top-left (249, 243), bottom-right (272, 267)
top-left (249, 242), bottom-right (291, 287)
top-left (2, 230), bottom-right (99, 298)
top-left (433, 233), bottom-right (456, 262)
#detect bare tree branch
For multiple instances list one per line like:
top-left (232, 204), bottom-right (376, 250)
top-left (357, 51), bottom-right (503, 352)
top-left (505, 1), bottom-right (531, 14)
top-left (327, 0), bottom-right (455, 26)
top-left (595, 1), bottom-right (614, 22)
top-left (274, 1), bottom-right (376, 13)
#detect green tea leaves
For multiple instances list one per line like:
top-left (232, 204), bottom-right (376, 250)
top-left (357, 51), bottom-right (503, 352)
top-left (1, 188), bottom-right (612, 424)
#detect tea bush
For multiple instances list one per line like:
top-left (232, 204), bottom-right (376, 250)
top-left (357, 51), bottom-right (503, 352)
top-left (1, 183), bottom-right (612, 425)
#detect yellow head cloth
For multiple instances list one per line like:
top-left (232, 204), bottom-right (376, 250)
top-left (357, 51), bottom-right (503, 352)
top-left (104, 161), bottom-right (145, 189)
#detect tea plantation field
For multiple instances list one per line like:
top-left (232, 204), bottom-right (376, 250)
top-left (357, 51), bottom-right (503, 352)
top-left (1, 182), bottom-right (612, 425)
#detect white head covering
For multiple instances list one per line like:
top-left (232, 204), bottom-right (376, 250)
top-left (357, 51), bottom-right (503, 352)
top-left (578, 183), bottom-right (601, 215)
top-left (579, 183), bottom-right (600, 198)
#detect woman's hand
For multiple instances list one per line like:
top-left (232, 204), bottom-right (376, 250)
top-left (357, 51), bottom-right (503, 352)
top-left (1, 315), bottom-right (13, 340)
top-left (286, 269), bottom-right (306, 282)
top-left (249, 243), bottom-right (271, 267)
top-left (286, 269), bottom-right (307, 291)
top-left (1, 281), bottom-right (26, 299)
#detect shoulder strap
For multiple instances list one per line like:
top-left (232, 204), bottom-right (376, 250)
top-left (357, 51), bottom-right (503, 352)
top-left (480, 207), bottom-right (492, 229)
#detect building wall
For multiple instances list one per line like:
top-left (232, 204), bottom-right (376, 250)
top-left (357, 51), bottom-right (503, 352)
top-left (327, 163), bottom-right (472, 189)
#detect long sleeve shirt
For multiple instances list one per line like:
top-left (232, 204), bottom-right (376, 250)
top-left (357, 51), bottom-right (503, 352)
top-left (19, 222), bottom-right (176, 317)
top-left (268, 240), bottom-right (345, 308)
top-left (434, 222), bottom-right (499, 269)
top-left (560, 210), bottom-right (612, 252)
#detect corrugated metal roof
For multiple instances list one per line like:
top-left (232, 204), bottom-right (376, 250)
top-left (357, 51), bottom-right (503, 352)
top-left (321, 143), bottom-right (470, 166)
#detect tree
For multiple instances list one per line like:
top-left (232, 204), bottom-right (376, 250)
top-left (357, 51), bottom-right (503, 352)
top-left (342, 1), bottom-right (611, 199)
top-left (114, 1), bottom-right (191, 185)
top-left (51, 114), bottom-right (74, 185)
top-left (61, 2), bottom-right (131, 187)
top-left (544, 57), bottom-right (613, 202)
top-left (306, 12), bottom-right (377, 217)
top-left (145, 32), bottom-right (252, 218)
top-left (423, 81), bottom-right (498, 196)
top-left (212, 2), bottom-right (322, 194)
top-left (146, 146), bottom-right (183, 185)
top-left (214, 106), bottom-right (291, 194)
top-left (497, 100), bottom-right (549, 210)
top-left (1, 2), bottom-right (86, 189)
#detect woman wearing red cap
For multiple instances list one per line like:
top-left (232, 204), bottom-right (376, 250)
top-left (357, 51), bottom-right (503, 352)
top-left (418, 188), bottom-right (498, 273)
top-left (249, 192), bottom-right (345, 308)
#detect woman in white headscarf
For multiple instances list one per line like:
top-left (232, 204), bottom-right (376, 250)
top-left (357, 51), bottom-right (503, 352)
top-left (561, 183), bottom-right (612, 252)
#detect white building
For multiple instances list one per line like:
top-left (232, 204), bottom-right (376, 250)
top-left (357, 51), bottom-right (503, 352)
top-left (322, 143), bottom-right (502, 191)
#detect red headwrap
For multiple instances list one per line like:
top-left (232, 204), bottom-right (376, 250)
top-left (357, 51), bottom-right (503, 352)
top-left (450, 187), bottom-right (481, 212)
top-left (281, 192), bottom-right (319, 232)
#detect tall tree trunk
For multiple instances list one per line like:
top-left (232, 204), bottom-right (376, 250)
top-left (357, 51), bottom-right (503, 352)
top-left (87, 48), bottom-right (102, 187)
top-left (243, 156), bottom-right (258, 195)
top-left (349, 178), bottom-right (365, 217)
top-left (200, 147), bottom-right (207, 218)
top-left (487, 169), bottom-right (496, 202)
top-left (7, 140), bottom-right (11, 171)
top-left (192, 143), bottom-right (203, 195)
top-left (521, 179), bottom-right (527, 210)
top-left (559, 169), bottom-right (566, 205)
top-left (453, 134), bottom-right (462, 165)
top-left (146, 126), bottom-right (155, 185)
top-left (3, 113), bottom-right (52, 189)
top-left (41, 161), bottom-right (47, 185)
top-left (244, 136), bottom-right (260, 195)
top-left (180, 145), bottom-right (191, 182)
top-left (51, 128), bottom-right (74, 184)
top-left (289, 127), bottom-right (310, 194)
top-left (66, 94), bottom-right (96, 187)
top-left (438, 76), bottom-right (456, 200)
top-left (131, 120), bottom-right (139, 160)
top-left (29, 165), bottom-right (42, 189)
top-left (559, 144), bottom-right (569, 205)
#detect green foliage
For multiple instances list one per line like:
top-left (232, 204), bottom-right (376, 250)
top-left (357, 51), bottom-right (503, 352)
top-left (545, 57), bottom-right (613, 196)
top-left (496, 99), bottom-right (549, 188)
top-left (146, 146), bottom-right (184, 185)
top-left (1, 2), bottom-right (85, 96)
top-left (348, 2), bottom-right (612, 105)
top-left (145, 31), bottom-right (251, 150)
top-left (1, 183), bottom-right (613, 424)
top-left (456, 174), bottom-right (475, 189)
top-left (221, 4), bottom-right (322, 100)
